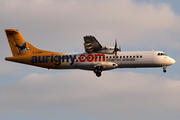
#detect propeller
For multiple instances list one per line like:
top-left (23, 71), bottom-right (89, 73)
top-left (104, 46), bottom-right (107, 52)
top-left (114, 39), bottom-right (121, 61)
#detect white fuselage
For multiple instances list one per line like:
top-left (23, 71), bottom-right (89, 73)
top-left (50, 51), bottom-right (175, 71)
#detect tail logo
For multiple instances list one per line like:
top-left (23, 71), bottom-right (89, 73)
top-left (16, 41), bottom-right (31, 54)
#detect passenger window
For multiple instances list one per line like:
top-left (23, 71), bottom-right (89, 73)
top-left (113, 56), bottom-right (115, 58)
top-left (110, 56), bottom-right (111, 58)
top-left (140, 56), bottom-right (142, 58)
top-left (126, 56), bottom-right (128, 58)
top-left (137, 56), bottom-right (139, 58)
top-left (123, 56), bottom-right (125, 58)
top-left (157, 53), bottom-right (160, 56)
top-left (120, 56), bottom-right (122, 58)
top-left (106, 56), bottom-right (108, 59)
top-left (130, 56), bottom-right (132, 58)
top-left (133, 56), bottom-right (135, 58)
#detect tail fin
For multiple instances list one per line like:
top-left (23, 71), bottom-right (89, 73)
top-left (5, 29), bottom-right (40, 56)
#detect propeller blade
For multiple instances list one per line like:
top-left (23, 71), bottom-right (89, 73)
top-left (114, 39), bottom-right (121, 61)
top-left (115, 39), bottom-right (117, 50)
top-left (114, 39), bottom-right (118, 61)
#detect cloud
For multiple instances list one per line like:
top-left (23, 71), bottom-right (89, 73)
top-left (0, 71), bottom-right (180, 119)
top-left (0, 0), bottom-right (180, 53)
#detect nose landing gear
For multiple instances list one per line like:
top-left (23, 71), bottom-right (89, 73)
top-left (162, 66), bottom-right (167, 73)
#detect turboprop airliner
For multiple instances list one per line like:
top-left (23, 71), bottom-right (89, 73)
top-left (5, 29), bottom-right (175, 77)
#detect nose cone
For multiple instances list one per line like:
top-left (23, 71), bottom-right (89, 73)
top-left (166, 57), bottom-right (175, 66)
top-left (171, 58), bottom-right (176, 64)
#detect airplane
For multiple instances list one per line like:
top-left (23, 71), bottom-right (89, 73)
top-left (5, 29), bottom-right (175, 77)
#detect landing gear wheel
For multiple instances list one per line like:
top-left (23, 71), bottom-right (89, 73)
top-left (94, 66), bottom-right (102, 77)
top-left (162, 66), bottom-right (167, 73)
top-left (94, 69), bottom-right (98, 73)
top-left (96, 72), bottom-right (101, 77)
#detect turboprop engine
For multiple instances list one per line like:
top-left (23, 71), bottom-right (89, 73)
top-left (84, 39), bottom-right (121, 55)
top-left (96, 46), bottom-right (116, 54)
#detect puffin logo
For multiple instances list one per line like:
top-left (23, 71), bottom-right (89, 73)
top-left (16, 41), bottom-right (31, 54)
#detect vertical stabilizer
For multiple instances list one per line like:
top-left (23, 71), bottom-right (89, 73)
top-left (5, 29), bottom-right (39, 56)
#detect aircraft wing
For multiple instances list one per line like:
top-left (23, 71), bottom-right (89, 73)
top-left (84, 36), bottom-right (102, 53)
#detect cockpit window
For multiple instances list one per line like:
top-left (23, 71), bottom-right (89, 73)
top-left (157, 53), bottom-right (167, 56)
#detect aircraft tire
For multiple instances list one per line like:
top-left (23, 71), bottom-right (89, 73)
top-left (96, 72), bottom-right (101, 77)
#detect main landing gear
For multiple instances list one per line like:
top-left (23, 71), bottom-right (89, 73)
top-left (162, 66), bottom-right (166, 73)
top-left (94, 66), bottom-right (103, 77)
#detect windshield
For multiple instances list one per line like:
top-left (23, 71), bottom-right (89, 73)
top-left (157, 53), bottom-right (167, 56)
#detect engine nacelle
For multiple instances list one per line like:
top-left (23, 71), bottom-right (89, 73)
top-left (97, 46), bottom-right (115, 54)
